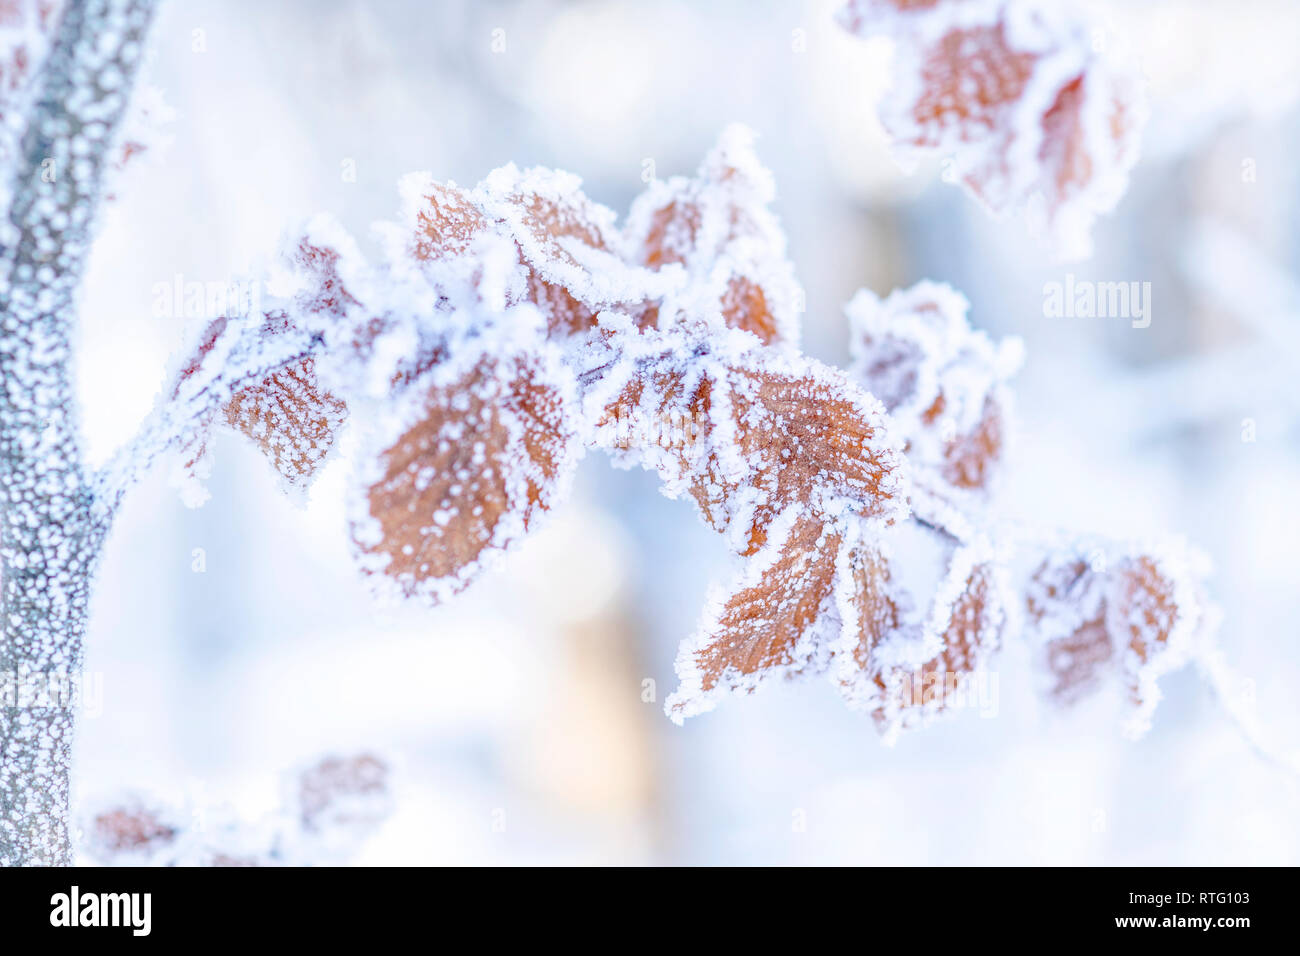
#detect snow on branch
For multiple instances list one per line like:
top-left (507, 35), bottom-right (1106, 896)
top-left (0, 0), bottom-right (1265, 872)
top-left (0, 0), bottom-right (156, 866)
top-left (147, 120), bottom-right (1225, 743)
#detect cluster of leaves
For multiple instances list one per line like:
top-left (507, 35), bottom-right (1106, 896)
top-left (155, 121), bottom-right (1212, 740)
top-left (83, 753), bottom-right (392, 866)
top-left (838, 0), bottom-right (1148, 259)
top-left (843, 283), bottom-right (1210, 739)
top-left (0, 0), bottom-right (1208, 747)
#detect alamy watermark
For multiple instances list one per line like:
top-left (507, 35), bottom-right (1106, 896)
top-left (604, 405), bottom-right (707, 451)
top-left (152, 274), bottom-right (263, 321)
top-left (882, 668), bottom-right (999, 719)
top-left (1043, 274), bottom-right (1151, 329)
top-left (1, 666), bottom-right (103, 718)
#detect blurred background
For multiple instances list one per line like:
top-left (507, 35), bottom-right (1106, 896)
top-left (73, 0), bottom-right (1300, 864)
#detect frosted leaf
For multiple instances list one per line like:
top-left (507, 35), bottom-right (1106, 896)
top-left (834, 527), bottom-right (1007, 740)
top-left (351, 335), bottom-right (581, 605)
top-left (223, 353), bottom-right (347, 486)
top-left (830, 535), bottom-right (904, 696)
top-left (1024, 537), bottom-right (1210, 736)
top-left (171, 313), bottom-right (344, 495)
top-left (626, 124), bottom-right (803, 346)
top-left (666, 509), bottom-right (841, 723)
top-left (83, 797), bottom-right (183, 865)
top-left (588, 324), bottom-right (907, 556)
top-left (846, 280), bottom-right (1021, 509)
top-left (389, 168), bottom-right (667, 335)
top-left (296, 752), bottom-right (392, 837)
top-left (579, 319), bottom-right (905, 721)
top-left (477, 164), bottom-right (652, 333)
top-left (838, 0), bottom-right (1147, 258)
top-left (80, 753), bottom-right (392, 867)
top-left (167, 234), bottom-right (359, 497)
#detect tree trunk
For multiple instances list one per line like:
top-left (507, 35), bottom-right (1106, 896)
top-left (0, 565), bottom-right (95, 865)
top-left (0, 0), bottom-right (155, 867)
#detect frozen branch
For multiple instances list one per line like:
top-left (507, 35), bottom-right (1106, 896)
top-left (0, 0), bottom-right (155, 866)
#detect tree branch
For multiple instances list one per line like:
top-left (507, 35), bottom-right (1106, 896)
top-left (0, 0), bottom-right (155, 867)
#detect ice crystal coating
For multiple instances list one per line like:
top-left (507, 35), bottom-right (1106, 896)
top-left (666, 509), bottom-right (841, 721)
top-left (167, 236), bottom-right (359, 499)
top-left (625, 123), bottom-right (803, 346)
top-left (587, 323), bottom-right (906, 556)
top-left (838, 0), bottom-right (1148, 258)
top-left (833, 528), bottom-right (1008, 741)
top-left (149, 132), bottom-right (1213, 742)
top-left (1024, 538), bottom-right (1210, 737)
top-left (389, 126), bottom-right (797, 346)
top-left (1, 0), bottom-right (156, 867)
top-left (82, 753), bottom-right (393, 866)
top-left (846, 280), bottom-right (1023, 513)
top-left (352, 339), bottom-right (582, 605)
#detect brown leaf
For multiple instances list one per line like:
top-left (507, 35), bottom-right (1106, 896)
top-left (1025, 545), bottom-right (1204, 731)
top-left (627, 126), bottom-right (800, 345)
top-left (595, 336), bottom-right (904, 556)
top-left (224, 354), bottom-right (347, 486)
top-left (355, 351), bottom-right (578, 603)
top-left (1026, 555), bottom-right (1113, 704)
top-left (666, 510), bottom-right (841, 721)
top-left (406, 174), bottom-right (652, 335)
top-left (836, 538), bottom-right (1004, 736)
top-left (911, 24), bottom-right (1036, 151)
top-left (836, 537), bottom-right (904, 684)
top-left (839, 2), bottom-right (1145, 253)
top-left (298, 753), bottom-right (391, 834)
top-left (168, 234), bottom-right (361, 490)
top-left (89, 807), bottom-right (178, 857)
top-left (939, 393), bottom-right (1005, 491)
top-left (847, 282), bottom-right (1020, 503)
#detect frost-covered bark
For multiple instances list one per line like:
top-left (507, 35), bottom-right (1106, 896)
top-left (0, 0), bottom-right (154, 867)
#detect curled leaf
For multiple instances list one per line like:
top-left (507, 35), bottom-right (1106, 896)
top-left (1024, 539), bottom-right (1210, 735)
top-left (589, 326), bottom-right (907, 555)
top-left (837, 0), bottom-right (1147, 257)
top-left (846, 280), bottom-right (1022, 503)
top-left (167, 233), bottom-right (361, 497)
top-left (626, 124), bottom-right (803, 345)
top-left (835, 530), bottom-right (1006, 740)
top-left (395, 168), bottom-right (662, 335)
